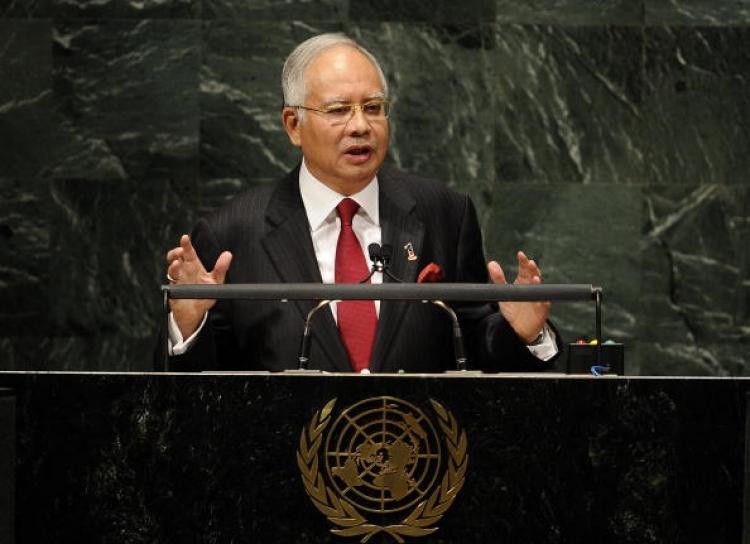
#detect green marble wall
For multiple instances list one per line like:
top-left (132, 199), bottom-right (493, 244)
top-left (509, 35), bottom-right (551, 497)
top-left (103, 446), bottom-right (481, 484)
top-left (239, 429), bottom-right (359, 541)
top-left (0, 0), bottom-right (748, 374)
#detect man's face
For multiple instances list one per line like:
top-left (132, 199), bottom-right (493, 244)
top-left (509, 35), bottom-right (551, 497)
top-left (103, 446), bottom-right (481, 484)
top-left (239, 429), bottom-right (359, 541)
top-left (283, 46), bottom-right (389, 195)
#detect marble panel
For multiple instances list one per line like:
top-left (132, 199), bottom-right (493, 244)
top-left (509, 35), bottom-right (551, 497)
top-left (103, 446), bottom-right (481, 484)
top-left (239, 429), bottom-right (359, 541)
top-left (0, 179), bottom-right (51, 337)
top-left (639, 185), bottom-right (750, 376)
top-left (0, 20), bottom-right (113, 180)
top-left (643, 27), bottom-right (750, 185)
top-left (0, 21), bottom-right (56, 178)
top-left (490, 25), bottom-right (645, 185)
top-left (497, 0), bottom-right (643, 25)
top-left (483, 184), bottom-right (642, 371)
top-left (203, 0), bottom-right (346, 20)
top-left (200, 21), bottom-right (341, 190)
top-left (52, 0), bottom-right (200, 18)
top-left (45, 179), bottom-right (198, 371)
top-left (0, 0), bottom-right (49, 17)
top-left (349, 24), bottom-right (495, 204)
top-left (646, 0), bottom-right (750, 25)
top-left (348, 0), bottom-right (495, 22)
top-left (52, 19), bottom-right (201, 180)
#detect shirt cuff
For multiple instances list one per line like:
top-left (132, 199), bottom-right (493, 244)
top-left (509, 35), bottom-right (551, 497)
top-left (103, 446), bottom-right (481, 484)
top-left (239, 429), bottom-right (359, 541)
top-left (168, 312), bottom-right (208, 356)
top-left (525, 324), bottom-right (558, 362)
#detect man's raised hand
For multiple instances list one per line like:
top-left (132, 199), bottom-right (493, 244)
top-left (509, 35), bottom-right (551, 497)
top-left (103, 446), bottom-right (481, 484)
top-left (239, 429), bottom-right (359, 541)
top-left (165, 234), bottom-right (232, 338)
top-left (487, 251), bottom-right (551, 344)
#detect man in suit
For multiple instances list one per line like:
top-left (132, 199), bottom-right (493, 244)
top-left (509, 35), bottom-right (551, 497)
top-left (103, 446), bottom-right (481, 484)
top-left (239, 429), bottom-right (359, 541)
top-left (164, 33), bottom-right (560, 372)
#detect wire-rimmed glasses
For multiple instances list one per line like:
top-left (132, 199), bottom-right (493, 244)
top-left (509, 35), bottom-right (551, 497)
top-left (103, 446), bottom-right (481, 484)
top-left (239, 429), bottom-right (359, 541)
top-left (290, 99), bottom-right (391, 125)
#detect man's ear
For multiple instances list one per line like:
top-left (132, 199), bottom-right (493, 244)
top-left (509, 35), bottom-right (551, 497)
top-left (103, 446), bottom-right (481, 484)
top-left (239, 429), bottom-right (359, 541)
top-left (282, 107), bottom-right (302, 147)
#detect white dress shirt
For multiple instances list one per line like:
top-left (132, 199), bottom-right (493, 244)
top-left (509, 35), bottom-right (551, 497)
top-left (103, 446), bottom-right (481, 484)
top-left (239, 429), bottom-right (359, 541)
top-left (170, 160), bottom-right (557, 361)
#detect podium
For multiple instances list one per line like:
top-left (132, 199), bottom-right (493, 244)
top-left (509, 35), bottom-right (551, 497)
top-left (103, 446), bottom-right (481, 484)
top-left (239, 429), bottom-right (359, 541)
top-left (0, 371), bottom-right (747, 543)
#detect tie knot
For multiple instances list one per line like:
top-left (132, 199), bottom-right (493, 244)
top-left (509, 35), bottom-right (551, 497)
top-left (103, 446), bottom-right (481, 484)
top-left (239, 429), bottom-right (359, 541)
top-left (336, 198), bottom-right (360, 226)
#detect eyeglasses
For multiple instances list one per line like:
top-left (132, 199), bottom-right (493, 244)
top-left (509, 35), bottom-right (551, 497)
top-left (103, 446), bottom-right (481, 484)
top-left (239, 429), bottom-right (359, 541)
top-left (291, 99), bottom-right (391, 125)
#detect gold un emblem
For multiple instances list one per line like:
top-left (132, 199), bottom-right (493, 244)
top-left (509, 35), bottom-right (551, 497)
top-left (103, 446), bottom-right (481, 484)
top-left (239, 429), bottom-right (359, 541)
top-left (297, 396), bottom-right (468, 542)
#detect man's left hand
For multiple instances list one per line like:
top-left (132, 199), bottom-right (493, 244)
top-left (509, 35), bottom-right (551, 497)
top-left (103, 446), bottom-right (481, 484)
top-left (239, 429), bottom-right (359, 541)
top-left (487, 251), bottom-right (551, 344)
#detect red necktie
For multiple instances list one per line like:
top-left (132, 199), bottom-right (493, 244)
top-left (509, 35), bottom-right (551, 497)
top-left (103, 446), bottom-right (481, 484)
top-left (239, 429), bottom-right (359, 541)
top-left (335, 198), bottom-right (377, 372)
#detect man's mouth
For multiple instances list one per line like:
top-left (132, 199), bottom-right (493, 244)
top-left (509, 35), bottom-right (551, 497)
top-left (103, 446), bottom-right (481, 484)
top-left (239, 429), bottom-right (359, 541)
top-left (344, 145), bottom-right (374, 164)
top-left (345, 146), bottom-right (372, 156)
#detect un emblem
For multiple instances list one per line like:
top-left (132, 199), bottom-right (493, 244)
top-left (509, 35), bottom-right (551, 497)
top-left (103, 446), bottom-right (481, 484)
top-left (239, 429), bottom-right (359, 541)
top-left (297, 396), bottom-right (468, 542)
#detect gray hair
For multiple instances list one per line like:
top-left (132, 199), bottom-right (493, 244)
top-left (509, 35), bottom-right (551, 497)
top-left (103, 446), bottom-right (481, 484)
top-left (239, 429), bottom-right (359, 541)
top-left (281, 33), bottom-right (389, 109)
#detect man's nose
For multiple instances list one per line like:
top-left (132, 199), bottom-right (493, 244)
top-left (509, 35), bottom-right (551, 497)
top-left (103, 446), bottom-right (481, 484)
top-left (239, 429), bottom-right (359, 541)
top-left (345, 105), bottom-right (370, 134)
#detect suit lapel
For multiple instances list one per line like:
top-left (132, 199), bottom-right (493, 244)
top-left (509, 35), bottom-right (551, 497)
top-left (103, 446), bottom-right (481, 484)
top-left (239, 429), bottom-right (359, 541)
top-left (370, 170), bottom-right (425, 372)
top-left (260, 168), bottom-right (351, 372)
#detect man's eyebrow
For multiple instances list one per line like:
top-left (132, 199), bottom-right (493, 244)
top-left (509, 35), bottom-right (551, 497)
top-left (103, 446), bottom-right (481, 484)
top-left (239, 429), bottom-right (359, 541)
top-left (321, 93), bottom-right (386, 105)
top-left (321, 96), bottom-right (349, 105)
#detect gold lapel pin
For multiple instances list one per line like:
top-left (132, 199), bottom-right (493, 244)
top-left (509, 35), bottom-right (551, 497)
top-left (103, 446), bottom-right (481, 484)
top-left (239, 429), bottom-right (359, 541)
top-left (404, 242), bottom-right (417, 261)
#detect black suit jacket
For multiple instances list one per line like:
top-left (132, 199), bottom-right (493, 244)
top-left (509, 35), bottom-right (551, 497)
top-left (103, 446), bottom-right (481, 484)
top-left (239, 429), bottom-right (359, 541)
top-left (168, 165), bottom-right (560, 373)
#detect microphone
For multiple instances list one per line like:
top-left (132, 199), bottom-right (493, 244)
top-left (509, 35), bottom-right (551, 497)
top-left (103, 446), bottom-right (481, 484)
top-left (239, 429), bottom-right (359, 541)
top-left (360, 243), bottom-right (383, 283)
top-left (366, 243), bottom-right (402, 283)
top-left (368, 243), bottom-right (382, 265)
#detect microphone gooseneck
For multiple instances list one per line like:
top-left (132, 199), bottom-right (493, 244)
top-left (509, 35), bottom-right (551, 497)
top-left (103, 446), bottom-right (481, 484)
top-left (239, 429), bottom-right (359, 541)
top-left (298, 299), bottom-right (339, 369)
top-left (430, 300), bottom-right (468, 371)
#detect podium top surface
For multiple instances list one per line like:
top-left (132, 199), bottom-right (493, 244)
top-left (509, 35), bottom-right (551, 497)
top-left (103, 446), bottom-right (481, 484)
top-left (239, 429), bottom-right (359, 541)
top-left (0, 370), bottom-right (747, 381)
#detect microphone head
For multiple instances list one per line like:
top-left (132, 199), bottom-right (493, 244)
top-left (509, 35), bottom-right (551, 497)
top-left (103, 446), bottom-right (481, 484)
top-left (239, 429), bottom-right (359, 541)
top-left (380, 244), bottom-right (393, 264)
top-left (368, 243), bottom-right (382, 263)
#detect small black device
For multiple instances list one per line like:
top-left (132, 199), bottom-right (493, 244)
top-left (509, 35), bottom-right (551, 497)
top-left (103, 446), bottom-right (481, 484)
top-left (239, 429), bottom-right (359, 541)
top-left (566, 342), bottom-right (625, 375)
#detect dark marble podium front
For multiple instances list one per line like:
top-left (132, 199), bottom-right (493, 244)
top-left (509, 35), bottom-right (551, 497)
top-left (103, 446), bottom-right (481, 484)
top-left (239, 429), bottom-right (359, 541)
top-left (0, 372), bottom-right (747, 544)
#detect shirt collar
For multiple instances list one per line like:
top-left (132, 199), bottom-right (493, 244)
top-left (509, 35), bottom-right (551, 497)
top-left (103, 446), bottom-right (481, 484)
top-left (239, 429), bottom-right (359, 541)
top-left (298, 159), bottom-right (380, 231)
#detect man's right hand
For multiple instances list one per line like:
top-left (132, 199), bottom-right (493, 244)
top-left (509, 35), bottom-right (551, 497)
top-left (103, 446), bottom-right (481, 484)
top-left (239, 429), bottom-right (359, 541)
top-left (166, 234), bottom-right (233, 338)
